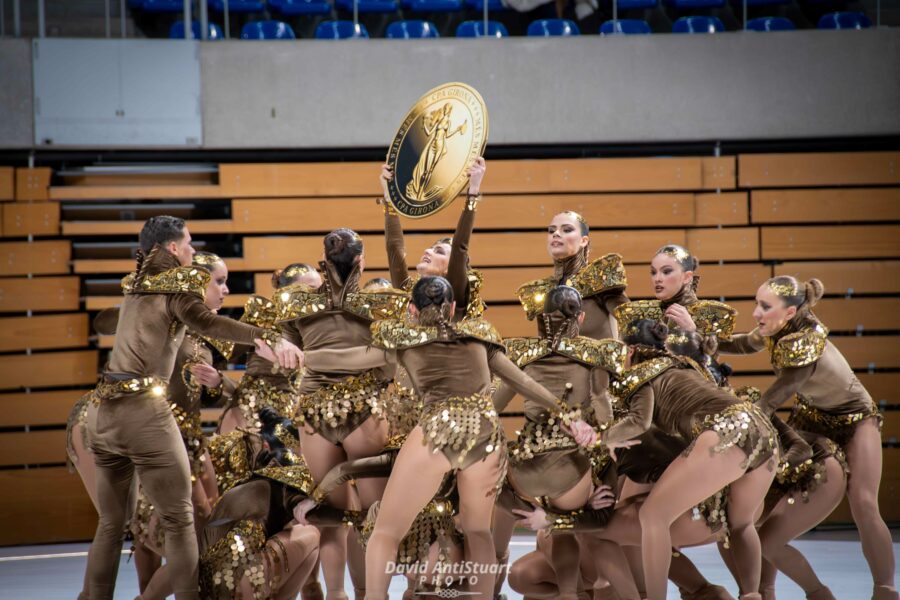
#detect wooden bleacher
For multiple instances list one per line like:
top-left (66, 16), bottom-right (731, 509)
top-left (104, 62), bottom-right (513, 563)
top-left (1, 152), bottom-right (898, 545)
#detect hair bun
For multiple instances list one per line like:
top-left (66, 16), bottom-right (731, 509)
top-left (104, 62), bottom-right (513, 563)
top-left (325, 232), bottom-right (347, 255)
top-left (804, 278), bottom-right (825, 306)
top-left (650, 322), bottom-right (669, 342)
top-left (258, 406), bottom-right (281, 430)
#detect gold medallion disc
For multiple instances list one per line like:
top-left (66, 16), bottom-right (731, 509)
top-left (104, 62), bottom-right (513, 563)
top-left (386, 82), bottom-right (488, 219)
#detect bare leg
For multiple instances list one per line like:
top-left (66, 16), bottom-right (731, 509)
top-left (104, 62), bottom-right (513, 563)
top-left (547, 471), bottom-right (594, 599)
top-left (492, 508), bottom-right (517, 598)
top-left (844, 419), bottom-right (897, 593)
top-left (273, 526), bottom-right (322, 600)
top-left (365, 427), bottom-right (451, 600)
top-left (133, 540), bottom-right (163, 595)
top-left (348, 526), bottom-right (367, 599)
top-left (578, 536), bottom-right (641, 600)
top-left (216, 406), bottom-right (246, 435)
top-left (509, 546), bottom-right (559, 599)
top-left (301, 429), bottom-right (353, 600)
top-left (759, 457), bottom-right (845, 594)
top-left (343, 416), bottom-right (390, 509)
top-left (455, 450), bottom-right (505, 598)
top-left (639, 433), bottom-right (749, 600)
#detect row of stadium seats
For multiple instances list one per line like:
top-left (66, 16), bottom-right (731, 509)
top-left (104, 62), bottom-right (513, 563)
top-left (171, 11), bottom-right (870, 38)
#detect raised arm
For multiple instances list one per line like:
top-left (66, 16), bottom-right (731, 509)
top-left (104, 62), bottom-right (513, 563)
top-left (380, 164), bottom-right (412, 288)
top-left (601, 385), bottom-right (654, 444)
top-left (447, 158), bottom-right (485, 316)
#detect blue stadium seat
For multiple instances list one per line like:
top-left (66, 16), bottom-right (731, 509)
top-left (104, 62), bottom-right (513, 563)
top-left (387, 20), bottom-right (440, 37)
top-left (599, 19), bottom-right (651, 34)
top-left (335, 0), bottom-right (399, 13)
top-left (315, 19), bottom-right (370, 37)
top-left (270, 0), bottom-right (333, 15)
top-left (403, 0), bottom-right (463, 12)
top-left (456, 20), bottom-right (508, 36)
top-left (818, 11), bottom-right (871, 29)
top-left (744, 0), bottom-right (790, 6)
top-left (615, 0), bottom-right (658, 9)
top-left (672, 15), bottom-right (724, 33)
top-left (240, 20), bottom-right (297, 38)
top-left (527, 19), bottom-right (580, 36)
top-left (141, 0), bottom-right (187, 13)
top-left (170, 20), bottom-right (225, 39)
top-left (746, 16), bottom-right (794, 31)
top-left (209, 0), bottom-right (266, 12)
top-left (665, 0), bottom-right (725, 8)
top-left (464, 0), bottom-right (505, 10)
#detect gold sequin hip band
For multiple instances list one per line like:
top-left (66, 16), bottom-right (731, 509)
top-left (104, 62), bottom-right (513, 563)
top-left (787, 398), bottom-right (881, 448)
top-left (691, 402), bottom-right (779, 471)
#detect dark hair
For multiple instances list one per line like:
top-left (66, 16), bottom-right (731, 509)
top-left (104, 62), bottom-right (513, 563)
top-left (765, 276), bottom-right (825, 309)
top-left (272, 263), bottom-right (317, 289)
top-left (324, 228), bottom-right (364, 282)
top-left (411, 276), bottom-right (454, 310)
top-left (544, 285), bottom-right (582, 318)
top-left (258, 407), bottom-right (299, 467)
top-left (363, 277), bottom-right (392, 289)
top-left (655, 244), bottom-right (699, 272)
top-left (623, 318), bottom-right (668, 351)
top-left (139, 216), bottom-right (186, 253)
top-left (665, 330), bottom-right (706, 365)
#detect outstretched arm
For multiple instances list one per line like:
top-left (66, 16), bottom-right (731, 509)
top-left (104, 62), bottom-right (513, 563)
top-left (302, 346), bottom-right (392, 372)
top-left (447, 157), bottom-right (485, 317)
top-left (380, 164), bottom-right (412, 288)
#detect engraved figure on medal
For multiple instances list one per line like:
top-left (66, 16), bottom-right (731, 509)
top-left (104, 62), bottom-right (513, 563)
top-left (406, 103), bottom-right (468, 204)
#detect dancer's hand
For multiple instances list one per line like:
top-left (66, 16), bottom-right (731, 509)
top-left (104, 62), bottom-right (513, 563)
top-left (254, 338), bottom-right (304, 371)
top-left (664, 304), bottom-right (696, 332)
top-left (566, 419), bottom-right (597, 447)
top-left (589, 485), bottom-right (616, 510)
top-left (606, 439), bottom-right (642, 462)
top-left (189, 363), bottom-right (222, 388)
top-left (512, 507), bottom-right (550, 532)
top-left (293, 498), bottom-right (317, 525)
top-left (467, 157), bottom-right (486, 196)
top-left (379, 164), bottom-right (393, 199)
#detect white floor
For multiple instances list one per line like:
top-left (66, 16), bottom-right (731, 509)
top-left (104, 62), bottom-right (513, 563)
top-left (0, 530), bottom-right (894, 598)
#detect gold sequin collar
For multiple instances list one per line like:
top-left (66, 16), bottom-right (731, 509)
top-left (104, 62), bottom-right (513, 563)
top-left (614, 299), bottom-right (737, 341)
top-left (274, 282), bottom-right (408, 324)
top-left (610, 356), bottom-right (677, 402)
top-left (122, 266), bottom-right (209, 300)
top-left (254, 463), bottom-right (315, 496)
top-left (504, 336), bottom-right (626, 374)
top-left (516, 253), bottom-right (627, 320)
top-left (240, 294), bottom-right (280, 329)
top-left (370, 317), bottom-right (504, 350)
top-left (767, 323), bottom-right (828, 369)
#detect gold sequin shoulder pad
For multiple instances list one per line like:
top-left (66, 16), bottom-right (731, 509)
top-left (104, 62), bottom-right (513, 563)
top-left (770, 324), bottom-right (828, 369)
top-left (371, 319), bottom-right (438, 350)
top-left (274, 283), bottom-right (327, 323)
top-left (196, 332), bottom-right (235, 361)
top-left (344, 288), bottom-right (409, 321)
top-left (688, 300), bottom-right (738, 341)
top-left (609, 357), bottom-right (676, 402)
top-left (515, 276), bottom-right (555, 321)
top-left (254, 463), bottom-right (315, 496)
top-left (131, 266), bottom-right (209, 300)
top-left (240, 294), bottom-right (279, 329)
top-left (121, 272), bottom-right (136, 294)
top-left (613, 299), bottom-right (663, 328)
top-left (503, 337), bottom-right (551, 368)
top-left (208, 431), bottom-right (254, 493)
top-left (557, 337), bottom-right (627, 375)
top-left (572, 253), bottom-right (628, 298)
top-left (455, 317), bottom-right (505, 348)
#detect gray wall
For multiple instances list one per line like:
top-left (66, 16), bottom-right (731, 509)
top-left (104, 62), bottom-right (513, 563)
top-left (0, 39), bottom-right (34, 149)
top-left (1, 30), bottom-right (898, 149)
top-left (202, 29), bottom-right (900, 148)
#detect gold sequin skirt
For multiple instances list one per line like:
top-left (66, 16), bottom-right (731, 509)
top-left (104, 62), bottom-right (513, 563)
top-left (420, 393), bottom-right (504, 470)
top-left (690, 486), bottom-right (730, 545)
top-left (689, 402), bottom-right (779, 471)
top-left (226, 374), bottom-right (298, 431)
top-left (295, 371), bottom-right (387, 445)
top-left (200, 519), bottom-right (268, 599)
top-left (65, 391), bottom-right (94, 470)
top-left (130, 489), bottom-right (166, 555)
top-left (787, 398), bottom-right (881, 448)
top-left (765, 435), bottom-right (848, 513)
top-left (508, 418), bottom-right (589, 499)
top-left (170, 404), bottom-right (206, 480)
top-left (360, 499), bottom-right (461, 567)
top-left (382, 380), bottom-right (423, 439)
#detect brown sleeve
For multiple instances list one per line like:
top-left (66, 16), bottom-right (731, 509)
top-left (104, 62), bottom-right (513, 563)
top-left (717, 330), bottom-right (766, 355)
top-left (168, 294), bottom-right (265, 345)
top-left (92, 307), bottom-right (121, 335)
top-left (384, 210), bottom-right (411, 288)
top-left (303, 346), bottom-right (390, 372)
top-left (488, 349), bottom-right (559, 414)
top-left (601, 290), bottom-right (630, 318)
top-left (448, 201), bottom-right (476, 313)
top-left (602, 385), bottom-right (654, 444)
top-left (589, 367), bottom-right (614, 425)
top-left (758, 364), bottom-right (816, 416)
top-left (492, 382), bottom-right (518, 413)
top-left (771, 416), bottom-right (813, 468)
top-left (311, 453), bottom-right (396, 502)
top-left (201, 373), bottom-right (235, 408)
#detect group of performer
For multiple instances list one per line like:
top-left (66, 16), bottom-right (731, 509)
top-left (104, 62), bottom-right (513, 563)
top-left (66, 157), bottom-right (897, 600)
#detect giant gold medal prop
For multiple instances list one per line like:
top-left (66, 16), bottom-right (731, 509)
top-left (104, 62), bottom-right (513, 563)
top-left (386, 82), bottom-right (488, 219)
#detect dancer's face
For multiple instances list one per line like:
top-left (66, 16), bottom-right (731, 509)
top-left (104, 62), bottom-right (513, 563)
top-left (753, 285), bottom-right (797, 337)
top-left (650, 254), bottom-right (692, 301)
top-left (547, 214), bottom-right (588, 260)
top-left (417, 242), bottom-right (451, 276)
top-left (204, 261), bottom-right (229, 312)
top-left (167, 227), bottom-right (195, 267)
